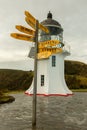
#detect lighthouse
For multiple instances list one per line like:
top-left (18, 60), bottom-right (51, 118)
top-left (25, 12), bottom-right (73, 96)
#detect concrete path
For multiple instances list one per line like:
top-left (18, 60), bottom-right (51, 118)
top-left (0, 92), bottom-right (87, 130)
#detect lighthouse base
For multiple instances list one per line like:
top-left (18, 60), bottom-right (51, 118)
top-left (25, 93), bottom-right (73, 97)
top-left (25, 53), bottom-right (73, 96)
top-left (25, 79), bottom-right (73, 97)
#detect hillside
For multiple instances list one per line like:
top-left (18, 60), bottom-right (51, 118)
top-left (65, 60), bottom-right (87, 89)
top-left (0, 60), bottom-right (87, 93)
top-left (65, 60), bottom-right (87, 77)
top-left (0, 69), bottom-right (33, 92)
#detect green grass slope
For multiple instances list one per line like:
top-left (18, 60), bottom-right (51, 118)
top-left (65, 60), bottom-right (87, 89)
top-left (0, 60), bottom-right (87, 93)
top-left (0, 69), bottom-right (33, 92)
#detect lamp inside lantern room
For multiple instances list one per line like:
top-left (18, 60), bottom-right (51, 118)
top-left (39, 11), bottom-right (63, 47)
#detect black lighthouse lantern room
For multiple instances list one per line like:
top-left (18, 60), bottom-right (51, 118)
top-left (39, 11), bottom-right (63, 43)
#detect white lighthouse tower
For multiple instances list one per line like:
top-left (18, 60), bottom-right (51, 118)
top-left (25, 12), bottom-right (73, 96)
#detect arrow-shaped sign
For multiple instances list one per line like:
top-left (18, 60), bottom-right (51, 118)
top-left (38, 47), bottom-right (62, 54)
top-left (25, 17), bottom-right (36, 30)
top-left (25, 11), bottom-right (36, 23)
top-left (37, 48), bottom-right (62, 59)
top-left (25, 11), bottom-right (49, 33)
top-left (15, 25), bottom-right (35, 36)
top-left (10, 33), bottom-right (34, 42)
top-left (38, 40), bottom-right (60, 48)
top-left (37, 51), bottom-right (52, 59)
top-left (47, 48), bottom-right (62, 54)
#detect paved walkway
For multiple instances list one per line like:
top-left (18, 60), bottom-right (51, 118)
top-left (0, 92), bottom-right (87, 130)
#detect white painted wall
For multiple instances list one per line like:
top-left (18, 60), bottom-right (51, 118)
top-left (25, 50), bottom-right (72, 96)
top-left (37, 59), bottom-right (49, 94)
top-left (48, 53), bottom-right (67, 95)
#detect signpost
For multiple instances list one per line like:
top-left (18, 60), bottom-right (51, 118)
top-left (32, 20), bottom-right (38, 127)
top-left (11, 33), bottom-right (34, 42)
top-left (37, 51), bottom-right (52, 59)
top-left (16, 25), bottom-right (35, 35)
top-left (39, 23), bottom-right (49, 33)
top-left (25, 17), bottom-right (36, 30)
top-left (25, 11), bottom-right (49, 33)
top-left (38, 39), bottom-right (60, 48)
top-left (25, 11), bottom-right (36, 23)
top-left (38, 48), bottom-right (62, 59)
top-left (10, 10), bottom-right (62, 128)
top-left (10, 11), bottom-right (49, 128)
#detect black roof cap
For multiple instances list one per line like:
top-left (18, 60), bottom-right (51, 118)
top-left (47, 11), bottom-right (52, 19)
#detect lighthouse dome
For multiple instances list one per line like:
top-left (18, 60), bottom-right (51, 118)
top-left (40, 11), bottom-right (63, 35)
top-left (39, 11), bottom-right (63, 42)
top-left (41, 12), bottom-right (61, 27)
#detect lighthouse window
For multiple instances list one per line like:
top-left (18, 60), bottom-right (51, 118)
top-left (41, 75), bottom-right (44, 86)
top-left (52, 56), bottom-right (56, 67)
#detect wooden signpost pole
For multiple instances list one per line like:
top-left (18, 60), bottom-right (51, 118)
top-left (32, 20), bottom-right (38, 127)
top-left (10, 10), bottom-right (49, 128)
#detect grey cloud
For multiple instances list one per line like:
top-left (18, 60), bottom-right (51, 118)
top-left (0, 0), bottom-right (87, 64)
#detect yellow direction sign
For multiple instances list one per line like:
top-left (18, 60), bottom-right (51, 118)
top-left (16, 25), bottom-right (35, 36)
top-left (39, 24), bottom-right (49, 34)
top-left (37, 51), bottom-right (52, 59)
top-left (38, 40), bottom-right (60, 48)
top-left (25, 11), bottom-right (36, 23)
top-left (38, 47), bottom-right (62, 54)
top-left (49, 48), bottom-right (62, 54)
top-left (37, 48), bottom-right (62, 59)
top-left (10, 33), bottom-right (34, 42)
top-left (25, 11), bottom-right (49, 33)
top-left (25, 17), bottom-right (36, 30)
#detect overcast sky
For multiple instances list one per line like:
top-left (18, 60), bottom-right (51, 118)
top-left (0, 0), bottom-right (87, 66)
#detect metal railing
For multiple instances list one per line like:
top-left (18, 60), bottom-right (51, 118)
top-left (62, 42), bottom-right (70, 53)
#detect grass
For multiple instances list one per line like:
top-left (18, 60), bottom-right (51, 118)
top-left (0, 95), bottom-right (15, 104)
top-left (72, 89), bottom-right (87, 92)
top-left (5, 90), bottom-right (25, 94)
